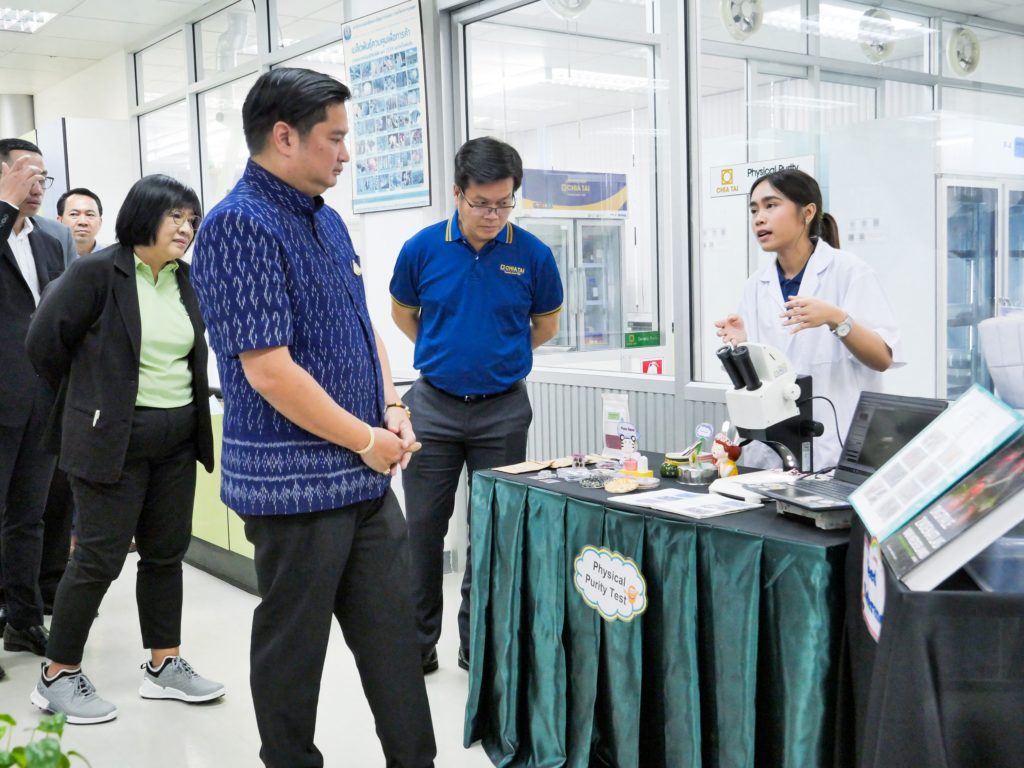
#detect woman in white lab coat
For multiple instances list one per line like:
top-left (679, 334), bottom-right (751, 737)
top-left (715, 169), bottom-right (903, 470)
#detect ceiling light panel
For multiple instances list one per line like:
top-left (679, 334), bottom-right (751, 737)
top-left (0, 8), bottom-right (56, 34)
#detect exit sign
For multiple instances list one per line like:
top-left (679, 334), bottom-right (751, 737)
top-left (625, 331), bottom-right (661, 348)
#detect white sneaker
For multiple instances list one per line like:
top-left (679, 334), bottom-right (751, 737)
top-left (139, 656), bottom-right (225, 703)
top-left (31, 665), bottom-right (118, 725)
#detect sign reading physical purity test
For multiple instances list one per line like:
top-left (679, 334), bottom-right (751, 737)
top-left (573, 545), bottom-right (648, 622)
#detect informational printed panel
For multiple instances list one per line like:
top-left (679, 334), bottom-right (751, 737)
top-left (343, 0), bottom-right (430, 213)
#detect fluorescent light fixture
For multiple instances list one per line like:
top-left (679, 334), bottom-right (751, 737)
top-left (0, 7), bottom-right (56, 34)
top-left (935, 136), bottom-right (973, 147)
top-left (549, 67), bottom-right (665, 92)
top-left (763, 3), bottom-right (931, 45)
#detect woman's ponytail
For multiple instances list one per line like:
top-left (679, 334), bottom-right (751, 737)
top-left (820, 212), bottom-right (840, 249)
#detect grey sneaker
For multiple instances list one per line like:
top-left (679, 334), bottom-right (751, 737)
top-left (30, 666), bottom-right (118, 724)
top-left (139, 656), bottom-right (225, 703)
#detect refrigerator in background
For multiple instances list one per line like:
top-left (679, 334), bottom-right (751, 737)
top-left (939, 178), bottom-right (1024, 398)
top-left (518, 217), bottom-right (623, 351)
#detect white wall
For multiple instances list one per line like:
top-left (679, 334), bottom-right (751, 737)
top-left (33, 51), bottom-right (131, 126)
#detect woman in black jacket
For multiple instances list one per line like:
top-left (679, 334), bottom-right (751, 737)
top-left (25, 174), bottom-right (224, 724)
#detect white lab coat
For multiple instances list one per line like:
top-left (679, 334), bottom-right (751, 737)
top-left (736, 240), bottom-right (904, 470)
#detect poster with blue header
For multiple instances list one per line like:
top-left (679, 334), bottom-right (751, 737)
top-left (520, 169), bottom-right (627, 216)
top-left (343, 0), bottom-right (430, 213)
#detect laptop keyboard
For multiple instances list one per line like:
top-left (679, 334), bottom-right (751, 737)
top-left (792, 478), bottom-right (855, 501)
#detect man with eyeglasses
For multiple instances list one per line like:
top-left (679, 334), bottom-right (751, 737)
top-left (390, 136), bottom-right (563, 674)
top-left (0, 138), bottom-right (65, 673)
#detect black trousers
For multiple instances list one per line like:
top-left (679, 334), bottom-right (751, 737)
top-left (0, 395), bottom-right (57, 628)
top-left (400, 379), bottom-right (531, 656)
top-left (245, 491), bottom-right (435, 768)
top-left (46, 405), bottom-right (197, 665)
top-left (39, 468), bottom-right (74, 607)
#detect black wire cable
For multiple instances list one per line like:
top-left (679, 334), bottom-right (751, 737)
top-left (799, 395), bottom-right (844, 450)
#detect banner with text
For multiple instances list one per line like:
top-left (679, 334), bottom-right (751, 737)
top-left (521, 169), bottom-right (627, 214)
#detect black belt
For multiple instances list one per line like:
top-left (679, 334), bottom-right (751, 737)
top-left (422, 377), bottom-right (523, 403)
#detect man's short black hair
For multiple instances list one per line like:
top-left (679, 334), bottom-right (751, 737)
top-left (115, 175), bottom-right (201, 248)
top-left (242, 68), bottom-right (351, 154)
top-left (454, 137), bottom-right (523, 193)
top-left (0, 138), bottom-right (42, 164)
top-left (57, 187), bottom-right (103, 217)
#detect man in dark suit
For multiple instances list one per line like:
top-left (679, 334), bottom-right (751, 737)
top-left (0, 138), bottom-right (65, 674)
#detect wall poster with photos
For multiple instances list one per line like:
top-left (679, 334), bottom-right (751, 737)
top-left (342, 0), bottom-right (430, 213)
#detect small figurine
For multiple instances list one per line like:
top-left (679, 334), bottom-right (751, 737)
top-left (711, 435), bottom-right (741, 478)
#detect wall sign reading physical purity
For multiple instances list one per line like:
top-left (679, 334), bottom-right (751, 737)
top-left (573, 545), bottom-right (648, 622)
top-left (343, 0), bottom-right (430, 213)
top-left (710, 155), bottom-right (815, 198)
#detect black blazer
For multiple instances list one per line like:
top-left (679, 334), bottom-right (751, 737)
top-left (0, 201), bottom-right (64, 427)
top-left (26, 244), bottom-right (215, 484)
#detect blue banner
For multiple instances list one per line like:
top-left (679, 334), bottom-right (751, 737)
top-left (521, 169), bottom-right (627, 213)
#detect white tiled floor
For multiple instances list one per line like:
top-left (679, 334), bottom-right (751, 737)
top-left (0, 556), bottom-right (492, 767)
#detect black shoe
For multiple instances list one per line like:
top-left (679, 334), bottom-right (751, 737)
top-left (0, 604), bottom-right (7, 635)
top-left (0, 661), bottom-right (5, 680)
top-left (457, 647), bottom-right (470, 671)
top-left (4, 623), bottom-right (49, 656)
top-left (421, 646), bottom-right (438, 674)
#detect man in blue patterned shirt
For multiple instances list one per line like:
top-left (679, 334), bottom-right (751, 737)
top-left (191, 69), bottom-right (435, 768)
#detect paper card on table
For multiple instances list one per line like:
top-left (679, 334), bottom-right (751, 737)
top-left (607, 489), bottom-right (761, 519)
top-left (493, 460), bottom-right (551, 474)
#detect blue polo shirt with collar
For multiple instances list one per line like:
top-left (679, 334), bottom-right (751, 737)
top-left (390, 211), bottom-right (563, 397)
top-left (190, 159), bottom-right (389, 517)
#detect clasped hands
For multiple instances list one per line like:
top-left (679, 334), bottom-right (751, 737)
top-left (360, 408), bottom-right (420, 476)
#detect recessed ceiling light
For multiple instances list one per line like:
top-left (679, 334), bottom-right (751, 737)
top-left (0, 8), bottom-right (56, 34)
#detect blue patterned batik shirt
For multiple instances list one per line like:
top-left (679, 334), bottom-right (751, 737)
top-left (191, 159), bottom-right (389, 516)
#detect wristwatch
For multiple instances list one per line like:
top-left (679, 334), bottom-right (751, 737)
top-left (832, 314), bottom-right (853, 338)
top-left (385, 401), bottom-right (412, 420)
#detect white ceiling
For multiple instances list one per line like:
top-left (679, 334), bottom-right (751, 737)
top-left (0, 0), bottom-right (210, 94)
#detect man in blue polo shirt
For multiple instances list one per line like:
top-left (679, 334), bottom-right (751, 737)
top-left (391, 137), bottom-right (563, 673)
top-left (191, 69), bottom-right (435, 768)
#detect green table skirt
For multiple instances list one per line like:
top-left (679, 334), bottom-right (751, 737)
top-left (464, 476), bottom-right (846, 768)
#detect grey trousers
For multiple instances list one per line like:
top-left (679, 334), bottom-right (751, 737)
top-left (400, 378), bottom-right (532, 657)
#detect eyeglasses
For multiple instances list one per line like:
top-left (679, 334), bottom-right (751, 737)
top-left (459, 191), bottom-right (516, 216)
top-left (167, 211), bottom-right (202, 230)
top-left (39, 176), bottom-right (55, 190)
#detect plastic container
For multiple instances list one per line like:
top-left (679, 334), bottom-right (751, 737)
top-left (964, 522), bottom-right (1024, 593)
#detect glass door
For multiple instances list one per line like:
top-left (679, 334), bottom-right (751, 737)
top-left (517, 217), bottom-right (575, 348)
top-left (942, 180), bottom-right (998, 397)
top-left (1006, 185), bottom-right (1024, 311)
top-left (576, 220), bottom-right (623, 350)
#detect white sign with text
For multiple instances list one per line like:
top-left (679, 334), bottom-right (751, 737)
top-left (574, 546), bottom-right (648, 622)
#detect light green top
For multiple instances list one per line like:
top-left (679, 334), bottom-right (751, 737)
top-left (134, 254), bottom-right (195, 408)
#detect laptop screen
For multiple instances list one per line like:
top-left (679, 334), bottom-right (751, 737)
top-left (835, 392), bottom-right (948, 484)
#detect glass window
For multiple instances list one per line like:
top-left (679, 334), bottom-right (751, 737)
top-left (139, 101), bottom-right (191, 181)
top-left (942, 22), bottom-right (1024, 89)
top-left (195, 1), bottom-right (260, 79)
top-left (942, 88), bottom-right (1024, 124)
top-left (199, 74), bottom-right (259, 210)
top-left (702, 0), bottom-right (807, 54)
top-left (135, 32), bottom-right (186, 105)
top-left (816, 1), bottom-right (930, 72)
top-left (273, 44), bottom-right (355, 223)
top-left (464, 5), bottom-right (665, 373)
top-left (275, 0), bottom-right (344, 49)
top-left (482, 0), bottom-right (653, 37)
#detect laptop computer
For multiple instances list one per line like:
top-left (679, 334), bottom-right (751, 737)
top-left (754, 391), bottom-right (948, 511)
